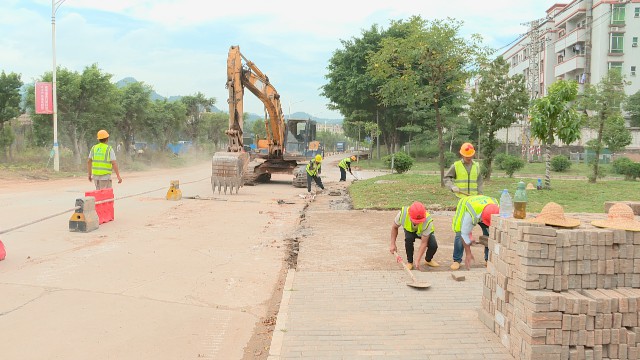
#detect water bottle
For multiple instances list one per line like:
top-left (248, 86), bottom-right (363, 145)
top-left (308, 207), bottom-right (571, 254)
top-left (537, 178), bottom-right (542, 190)
top-left (499, 189), bottom-right (513, 218)
top-left (513, 181), bottom-right (527, 219)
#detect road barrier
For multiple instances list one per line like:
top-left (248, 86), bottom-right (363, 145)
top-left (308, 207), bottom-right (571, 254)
top-left (166, 180), bottom-right (182, 201)
top-left (68, 197), bottom-right (99, 233)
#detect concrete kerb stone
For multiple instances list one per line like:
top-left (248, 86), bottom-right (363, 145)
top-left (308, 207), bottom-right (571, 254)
top-left (268, 268), bottom-right (296, 360)
top-left (68, 196), bottom-right (99, 233)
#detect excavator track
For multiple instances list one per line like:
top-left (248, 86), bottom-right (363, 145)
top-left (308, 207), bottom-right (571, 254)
top-left (211, 152), bottom-right (249, 194)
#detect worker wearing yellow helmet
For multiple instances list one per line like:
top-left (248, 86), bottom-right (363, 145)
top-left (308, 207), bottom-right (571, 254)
top-left (88, 129), bottom-right (122, 190)
top-left (338, 155), bottom-right (357, 181)
top-left (305, 154), bottom-right (325, 194)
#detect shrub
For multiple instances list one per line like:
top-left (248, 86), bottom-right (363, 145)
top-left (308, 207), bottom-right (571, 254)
top-left (621, 162), bottom-right (640, 181)
top-left (383, 152), bottom-right (414, 174)
top-left (444, 152), bottom-right (457, 168)
top-left (612, 157), bottom-right (634, 175)
top-left (501, 156), bottom-right (525, 177)
top-left (550, 155), bottom-right (572, 172)
top-left (494, 153), bottom-right (509, 170)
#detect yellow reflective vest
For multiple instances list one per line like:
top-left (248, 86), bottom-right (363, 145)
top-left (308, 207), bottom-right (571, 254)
top-left (90, 143), bottom-right (113, 176)
top-left (399, 206), bottom-right (434, 235)
top-left (306, 160), bottom-right (321, 176)
top-left (451, 195), bottom-right (497, 232)
top-left (338, 157), bottom-right (351, 170)
top-left (453, 160), bottom-right (480, 198)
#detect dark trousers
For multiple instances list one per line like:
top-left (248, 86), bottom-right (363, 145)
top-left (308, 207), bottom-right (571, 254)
top-left (339, 167), bottom-right (347, 181)
top-left (453, 222), bottom-right (490, 262)
top-left (307, 173), bottom-right (324, 192)
top-left (404, 230), bottom-right (438, 264)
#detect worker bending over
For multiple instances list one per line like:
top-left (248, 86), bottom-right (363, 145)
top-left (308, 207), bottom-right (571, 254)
top-left (451, 195), bottom-right (499, 270)
top-left (389, 201), bottom-right (439, 270)
top-left (306, 154), bottom-right (325, 193)
top-left (338, 155), bottom-right (357, 181)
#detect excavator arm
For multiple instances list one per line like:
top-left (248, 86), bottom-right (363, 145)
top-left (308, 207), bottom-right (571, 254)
top-left (211, 45), bottom-right (288, 194)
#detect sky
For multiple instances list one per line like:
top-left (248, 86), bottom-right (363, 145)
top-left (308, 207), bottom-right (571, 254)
top-left (1, 0), bottom-right (561, 120)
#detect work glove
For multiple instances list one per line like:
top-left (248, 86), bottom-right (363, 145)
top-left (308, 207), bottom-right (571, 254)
top-left (451, 186), bottom-right (460, 193)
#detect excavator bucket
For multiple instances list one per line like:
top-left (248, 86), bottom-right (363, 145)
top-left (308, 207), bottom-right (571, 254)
top-left (211, 152), bottom-right (249, 194)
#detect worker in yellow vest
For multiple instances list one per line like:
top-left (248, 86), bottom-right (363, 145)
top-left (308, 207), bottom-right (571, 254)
top-left (444, 142), bottom-right (483, 198)
top-left (306, 154), bottom-right (325, 193)
top-left (389, 201), bottom-right (439, 271)
top-left (450, 195), bottom-right (499, 270)
top-left (88, 129), bottom-right (122, 190)
top-left (338, 155), bottom-right (356, 181)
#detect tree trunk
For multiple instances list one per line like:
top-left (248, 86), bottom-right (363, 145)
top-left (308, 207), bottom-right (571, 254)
top-left (435, 102), bottom-right (445, 186)
top-left (591, 114), bottom-right (605, 183)
top-left (544, 143), bottom-right (552, 190)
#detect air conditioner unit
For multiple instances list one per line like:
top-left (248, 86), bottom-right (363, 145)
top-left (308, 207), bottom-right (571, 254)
top-left (611, 27), bottom-right (621, 32)
top-left (633, 43), bottom-right (638, 47)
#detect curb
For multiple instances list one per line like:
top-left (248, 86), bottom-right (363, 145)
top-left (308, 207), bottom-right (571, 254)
top-left (267, 268), bottom-right (296, 360)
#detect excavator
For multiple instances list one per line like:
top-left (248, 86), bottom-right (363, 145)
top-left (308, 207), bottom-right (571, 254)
top-left (211, 45), bottom-right (321, 194)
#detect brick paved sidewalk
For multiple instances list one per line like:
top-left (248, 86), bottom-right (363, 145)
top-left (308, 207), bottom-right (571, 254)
top-left (269, 268), bottom-right (515, 359)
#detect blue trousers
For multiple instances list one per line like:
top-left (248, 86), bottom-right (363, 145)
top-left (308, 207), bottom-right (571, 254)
top-left (453, 222), bottom-right (489, 263)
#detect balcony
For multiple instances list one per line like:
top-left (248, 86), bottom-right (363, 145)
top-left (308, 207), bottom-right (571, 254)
top-left (555, 55), bottom-right (586, 77)
top-left (555, 27), bottom-right (586, 53)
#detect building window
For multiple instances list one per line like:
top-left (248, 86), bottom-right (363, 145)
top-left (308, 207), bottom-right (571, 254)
top-left (634, 37), bottom-right (638, 47)
top-left (612, 4), bottom-right (626, 25)
top-left (632, 66), bottom-right (637, 76)
top-left (635, 7), bottom-right (640, 18)
top-left (610, 34), bottom-right (624, 53)
top-left (609, 62), bottom-right (623, 75)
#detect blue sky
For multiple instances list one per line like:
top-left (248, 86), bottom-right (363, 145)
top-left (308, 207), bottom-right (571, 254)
top-left (1, 0), bottom-right (560, 119)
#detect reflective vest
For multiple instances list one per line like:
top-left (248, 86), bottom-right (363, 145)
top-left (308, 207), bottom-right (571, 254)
top-left (338, 157), bottom-right (351, 170)
top-left (91, 143), bottom-right (113, 176)
top-left (306, 160), bottom-right (321, 176)
top-left (453, 160), bottom-right (480, 198)
top-left (451, 195), bottom-right (497, 232)
top-left (399, 206), bottom-right (434, 235)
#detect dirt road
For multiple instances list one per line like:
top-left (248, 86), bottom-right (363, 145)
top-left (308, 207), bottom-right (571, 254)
top-left (0, 155), bottom-right (487, 359)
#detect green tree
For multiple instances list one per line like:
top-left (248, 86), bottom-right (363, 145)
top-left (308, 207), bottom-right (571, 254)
top-left (469, 56), bottom-right (528, 179)
top-left (367, 16), bottom-right (490, 186)
top-left (28, 64), bottom-right (120, 167)
top-left (144, 99), bottom-right (186, 151)
top-left (364, 122), bottom-right (381, 159)
top-left (117, 81), bottom-right (152, 155)
top-left (200, 111), bottom-right (227, 150)
top-left (625, 90), bottom-right (640, 127)
top-left (181, 92), bottom-right (215, 143)
top-left (579, 69), bottom-right (631, 182)
top-left (529, 80), bottom-right (582, 189)
top-left (0, 70), bottom-right (23, 160)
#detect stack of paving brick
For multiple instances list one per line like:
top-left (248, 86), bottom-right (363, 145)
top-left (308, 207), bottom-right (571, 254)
top-left (479, 216), bottom-right (640, 359)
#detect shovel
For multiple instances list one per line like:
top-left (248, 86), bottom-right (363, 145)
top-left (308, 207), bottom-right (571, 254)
top-left (392, 251), bottom-right (431, 289)
top-left (350, 172), bottom-right (359, 181)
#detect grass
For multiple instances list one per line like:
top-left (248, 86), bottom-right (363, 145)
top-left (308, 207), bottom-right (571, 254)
top-left (348, 173), bottom-right (640, 213)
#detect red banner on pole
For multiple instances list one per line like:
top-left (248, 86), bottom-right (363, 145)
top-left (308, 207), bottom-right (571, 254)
top-left (35, 82), bottom-right (53, 114)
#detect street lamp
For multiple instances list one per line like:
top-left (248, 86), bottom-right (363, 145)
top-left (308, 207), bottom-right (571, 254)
top-left (288, 100), bottom-right (304, 120)
top-left (51, 0), bottom-right (66, 172)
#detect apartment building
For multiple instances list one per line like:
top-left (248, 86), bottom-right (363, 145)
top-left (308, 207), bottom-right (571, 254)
top-left (499, 0), bottom-right (640, 149)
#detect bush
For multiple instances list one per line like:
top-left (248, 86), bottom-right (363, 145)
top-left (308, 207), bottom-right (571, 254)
top-left (383, 152), bottom-right (414, 174)
top-left (619, 162), bottom-right (640, 181)
top-left (550, 155), bottom-right (572, 172)
top-left (501, 156), bottom-right (525, 177)
top-left (612, 157), bottom-right (634, 175)
top-left (494, 153), bottom-right (509, 170)
top-left (444, 152), bottom-right (457, 168)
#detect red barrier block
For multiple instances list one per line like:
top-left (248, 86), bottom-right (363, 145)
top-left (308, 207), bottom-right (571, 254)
top-left (85, 188), bottom-right (114, 224)
top-left (0, 239), bottom-right (6, 261)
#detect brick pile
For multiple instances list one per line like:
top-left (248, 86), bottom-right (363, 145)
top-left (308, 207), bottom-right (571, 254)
top-left (479, 216), bottom-right (640, 359)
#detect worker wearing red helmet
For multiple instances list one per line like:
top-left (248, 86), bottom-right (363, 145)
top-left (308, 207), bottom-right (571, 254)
top-left (389, 201), bottom-right (439, 271)
top-left (338, 155), bottom-right (357, 181)
top-left (450, 195), bottom-right (499, 270)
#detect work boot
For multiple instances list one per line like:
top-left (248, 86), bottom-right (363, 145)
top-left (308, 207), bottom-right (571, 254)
top-left (406, 263), bottom-right (414, 270)
top-left (423, 260), bottom-right (440, 267)
top-left (450, 262), bottom-right (460, 271)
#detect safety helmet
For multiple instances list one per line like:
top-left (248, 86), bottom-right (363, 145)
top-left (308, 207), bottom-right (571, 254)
top-left (97, 130), bottom-right (109, 140)
top-left (350, 155), bottom-right (356, 161)
top-left (408, 201), bottom-right (427, 224)
top-left (481, 204), bottom-right (499, 227)
top-left (315, 154), bottom-right (322, 162)
top-left (459, 142), bottom-right (475, 157)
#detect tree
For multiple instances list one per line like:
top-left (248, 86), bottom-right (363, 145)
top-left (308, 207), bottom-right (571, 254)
top-left (364, 122), bottom-right (381, 159)
top-left (367, 16), bottom-right (490, 186)
top-left (529, 80), bottom-right (582, 189)
top-left (624, 90), bottom-right (640, 128)
top-left (117, 81), bottom-right (152, 155)
top-left (469, 56), bottom-right (528, 179)
top-left (579, 69), bottom-right (631, 182)
top-left (181, 92), bottom-right (215, 143)
top-left (144, 99), bottom-right (187, 151)
top-left (0, 70), bottom-right (23, 160)
top-left (200, 111), bottom-right (227, 150)
top-left (28, 64), bottom-right (120, 167)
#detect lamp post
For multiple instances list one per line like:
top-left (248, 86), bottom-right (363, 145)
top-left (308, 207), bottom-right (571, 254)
top-left (288, 100), bottom-right (304, 120)
top-left (51, 0), bottom-right (66, 172)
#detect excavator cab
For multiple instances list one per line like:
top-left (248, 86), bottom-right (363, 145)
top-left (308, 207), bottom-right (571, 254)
top-left (283, 119), bottom-right (320, 161)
